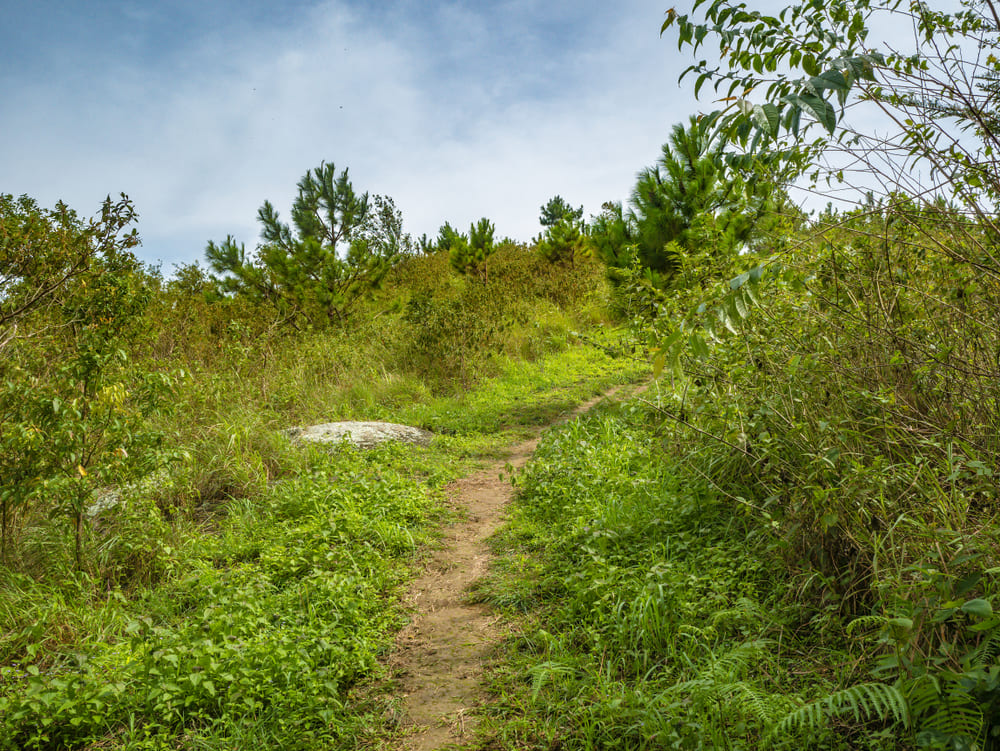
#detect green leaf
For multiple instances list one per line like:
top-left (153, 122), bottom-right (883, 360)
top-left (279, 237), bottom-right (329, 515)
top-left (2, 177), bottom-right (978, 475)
top-left (690, 333), bottom-right (710, 360)
top-left (797, 93), bottom-right (837, 133)
top-left (652, 350), bottom-right (667, 378)
top-left (961, 599), bottom-right (993, 618)
top-left (669, 349), bottom-right (684, 379)
top-left (717, 307), bottom-right (738, 335)
top-left (734, 289), bottom-right (749, 319)
top-left (751, 103), bottom-right (780, 137)
top-left (812, 69), bottom-right (849, 92)
top-left (967, 616), bottom-right (1000, 632)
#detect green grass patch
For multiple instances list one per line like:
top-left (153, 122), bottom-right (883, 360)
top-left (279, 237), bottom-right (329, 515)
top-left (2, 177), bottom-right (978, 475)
top-left (0, 333), bottom-right (642, 750)
top-left (476, 404), bottom-right (888, 751)
top-left (0, 446), bottom-right (438, 750)
top-left (399, 334), bottom-right (648, 442)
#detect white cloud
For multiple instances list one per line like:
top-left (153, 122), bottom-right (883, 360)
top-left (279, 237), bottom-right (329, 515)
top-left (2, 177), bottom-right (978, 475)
top-left (2, 0), bottom-right (695, 270)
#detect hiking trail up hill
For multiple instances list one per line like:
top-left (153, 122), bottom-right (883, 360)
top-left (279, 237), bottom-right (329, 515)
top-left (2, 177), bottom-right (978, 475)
top-left (388, 384), bottom-right (638, 750)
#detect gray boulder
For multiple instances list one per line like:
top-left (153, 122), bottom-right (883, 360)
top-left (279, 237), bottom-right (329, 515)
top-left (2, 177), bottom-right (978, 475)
top-left (283, 421), bottom-right (433, 450)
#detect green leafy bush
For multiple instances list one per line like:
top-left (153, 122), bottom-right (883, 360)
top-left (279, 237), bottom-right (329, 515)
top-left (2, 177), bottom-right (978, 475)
top-left (0, 450), bottom-right (436, 750)
top-left (0, 194), bottom-right (176, 572)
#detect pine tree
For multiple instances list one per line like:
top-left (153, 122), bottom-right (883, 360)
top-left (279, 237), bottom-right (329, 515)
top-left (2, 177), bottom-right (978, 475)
top-left (592, 117), bottom-right (773, 290)
top-left (537, 216), bottom-right (586, 266)
top-left (539, 196), bottom-right (584, 228)
top-left (632, 117), bottom-right (763, 276)
top-left (449, 218), bottom-right (496, 282)
top-left (206, 161), bottom-right (404, 327)
top-left (435, 221), bottom-right (466, 255)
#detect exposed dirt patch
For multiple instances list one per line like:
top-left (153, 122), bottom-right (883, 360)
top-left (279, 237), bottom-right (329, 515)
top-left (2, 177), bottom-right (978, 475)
top-left (389, 384), bottom-right (638, 750)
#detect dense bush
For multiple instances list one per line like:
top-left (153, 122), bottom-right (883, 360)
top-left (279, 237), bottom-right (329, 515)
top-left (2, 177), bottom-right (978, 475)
top-left (400, 243), bottom-right (605, 388)
top-left (614, 197), bottom-right (1000, 748)
top-left (0, 194), bottom-right (176, 571)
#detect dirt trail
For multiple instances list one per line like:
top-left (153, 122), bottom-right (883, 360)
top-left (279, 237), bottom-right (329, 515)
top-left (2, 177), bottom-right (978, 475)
top-left (389, 386), bottom-right (633, 750)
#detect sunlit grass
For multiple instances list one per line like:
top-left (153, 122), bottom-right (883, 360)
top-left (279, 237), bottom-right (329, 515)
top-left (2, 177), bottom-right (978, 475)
top-left (0, 320), bottom-right (641, 750)
top-left (476, 406), bottom-right (858, 750)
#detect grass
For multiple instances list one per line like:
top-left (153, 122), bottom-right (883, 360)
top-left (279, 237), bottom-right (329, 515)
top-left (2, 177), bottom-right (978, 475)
top-left (0, 331), bottom-right (645, 750)
top-left (474, 401), bottom-right (885, 751)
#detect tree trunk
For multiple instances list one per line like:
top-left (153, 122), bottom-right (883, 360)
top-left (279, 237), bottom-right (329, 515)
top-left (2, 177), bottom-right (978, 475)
top-left (74, 509), bottom-right (83, 571)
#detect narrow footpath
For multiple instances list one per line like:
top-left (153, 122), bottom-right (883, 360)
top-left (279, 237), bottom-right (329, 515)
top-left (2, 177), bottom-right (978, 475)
top-left (388, 386), bottom-right (631, 750)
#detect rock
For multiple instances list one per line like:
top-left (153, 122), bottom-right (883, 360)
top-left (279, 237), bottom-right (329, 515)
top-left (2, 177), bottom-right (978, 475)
top-left (86, 469), bottom-right (172, 518)
top-left (283, 421), bottom-right (434, 450)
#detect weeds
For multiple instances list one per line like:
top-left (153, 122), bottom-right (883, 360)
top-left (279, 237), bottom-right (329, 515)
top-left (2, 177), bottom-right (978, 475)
top-left (478, 407), bottom-right (885, 750)
top-left (0, 317), bottom-right (637, 749)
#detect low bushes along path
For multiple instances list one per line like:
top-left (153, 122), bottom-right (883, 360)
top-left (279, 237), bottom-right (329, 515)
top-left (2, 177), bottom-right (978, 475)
top-left (388, 385), bottom-right (635, 750)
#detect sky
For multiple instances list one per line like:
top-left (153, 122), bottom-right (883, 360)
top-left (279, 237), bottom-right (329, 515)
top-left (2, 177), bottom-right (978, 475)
top-left (1, 0), bottom-right (701, 272)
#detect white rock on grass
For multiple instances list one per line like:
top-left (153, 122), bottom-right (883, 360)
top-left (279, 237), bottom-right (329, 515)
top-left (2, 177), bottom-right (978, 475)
top-left (86, 469), bottom-right (173, 518)
top-left (88, 423), bottom-right (433, 517)
top-left (283, 421), bottom-right (433, 450)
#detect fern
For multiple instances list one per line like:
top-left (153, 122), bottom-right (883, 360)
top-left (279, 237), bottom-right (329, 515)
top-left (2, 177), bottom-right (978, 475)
top-left (732, 681), bottom-right (797, 725)
top-left (768, 682), bottom-right (909, 745)
top-left (710, 596), bottom-right (765, 633)
top-left (907, 674), bottom-right (985, 748)
top-left (660, 640), bottom-right (797, 743)
top-left (664, 640), bottom-right (774, 697)
top-left (703, 640), bottom-right (774, 682)
top-left (846, 614), bottom-right (888, 636)
top-left (968, 630), bottom-right (1000, 670)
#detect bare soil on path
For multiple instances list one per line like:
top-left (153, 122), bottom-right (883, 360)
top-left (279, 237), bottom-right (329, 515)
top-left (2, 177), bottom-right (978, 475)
top-left (389, 385), bottom-right (634, 751)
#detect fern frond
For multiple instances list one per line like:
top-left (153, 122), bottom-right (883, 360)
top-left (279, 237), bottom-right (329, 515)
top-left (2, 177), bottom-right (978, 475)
top-left (846, 615), bottom-right (887, 636)
top-left (907, 675), bottom-right (984, 747)
top-left (731, 681), bottom-right (797, 725)
top-left (710, 597), bottom-right (764, 631)
top-left (968, 630), bottom-right (1000, 670)
top-left (706, 640), bottom-right (774, 681)
top-left (769, 682), bottom-right (908, 745)
top-left (661, 675), bottom-right (713, 698)
top-left (920, 698), bottom-right (983, 746)
top-left (906, 674), bottom-right (943, 719)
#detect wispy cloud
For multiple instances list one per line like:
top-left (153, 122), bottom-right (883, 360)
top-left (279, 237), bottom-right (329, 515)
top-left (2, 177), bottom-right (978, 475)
top-left (2, 0), bottom-right (692, 270)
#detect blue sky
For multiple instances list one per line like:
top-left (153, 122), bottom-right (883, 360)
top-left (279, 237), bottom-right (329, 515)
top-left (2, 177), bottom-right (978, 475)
top-left (2, 0), bottom-right (698, 271)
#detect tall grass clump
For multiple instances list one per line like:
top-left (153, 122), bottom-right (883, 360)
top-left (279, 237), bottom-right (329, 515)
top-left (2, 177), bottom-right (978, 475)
top-left (478, 406), bottom-right (890, 750)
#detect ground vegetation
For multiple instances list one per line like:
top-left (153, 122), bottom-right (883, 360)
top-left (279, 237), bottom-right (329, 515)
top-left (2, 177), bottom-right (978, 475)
top-left (0, 173), bottom-right (632, 749)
